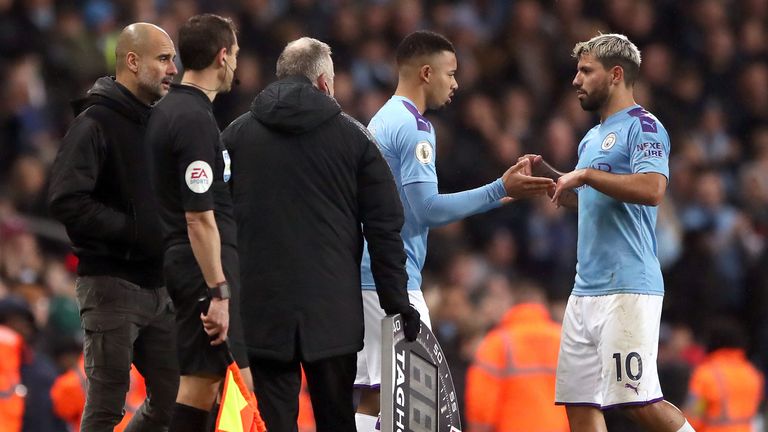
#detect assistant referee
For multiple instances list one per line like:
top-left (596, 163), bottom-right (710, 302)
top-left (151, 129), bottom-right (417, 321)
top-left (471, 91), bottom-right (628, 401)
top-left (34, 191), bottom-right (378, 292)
top-left (145, 14), bottom-right (249, 432)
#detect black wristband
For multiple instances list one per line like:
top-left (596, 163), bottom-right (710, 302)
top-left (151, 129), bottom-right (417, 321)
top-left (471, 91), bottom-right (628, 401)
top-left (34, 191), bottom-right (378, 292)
top-left (208, 281), bottom-right (231, 300)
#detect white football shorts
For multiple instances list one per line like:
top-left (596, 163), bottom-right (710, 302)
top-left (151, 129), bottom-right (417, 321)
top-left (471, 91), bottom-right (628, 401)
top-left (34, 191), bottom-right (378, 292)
top-left (555, 293), bottom-right (664, 409)
top-left (355, 290), bottom-right (431, 388)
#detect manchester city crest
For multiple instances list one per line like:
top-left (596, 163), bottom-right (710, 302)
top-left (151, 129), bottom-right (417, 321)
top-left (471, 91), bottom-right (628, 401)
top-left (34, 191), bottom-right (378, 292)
top-left (601, 132), bottom-right (617, 150)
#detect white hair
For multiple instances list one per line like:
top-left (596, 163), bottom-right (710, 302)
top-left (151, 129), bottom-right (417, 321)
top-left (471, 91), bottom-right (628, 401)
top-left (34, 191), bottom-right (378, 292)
top-left (276, 37), bottom-right (334, 82)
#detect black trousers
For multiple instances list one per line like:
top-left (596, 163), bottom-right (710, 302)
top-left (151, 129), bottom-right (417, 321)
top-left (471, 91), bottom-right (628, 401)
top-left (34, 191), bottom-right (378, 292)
top-left (249, 353), bottom-right (357, 432)
top-left (76, 276), bottom-right (179, 432)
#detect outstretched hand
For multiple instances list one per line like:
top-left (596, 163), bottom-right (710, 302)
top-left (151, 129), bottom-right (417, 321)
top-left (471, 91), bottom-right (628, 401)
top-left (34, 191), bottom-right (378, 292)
top-left (502, 158), bottom-right (555, 199)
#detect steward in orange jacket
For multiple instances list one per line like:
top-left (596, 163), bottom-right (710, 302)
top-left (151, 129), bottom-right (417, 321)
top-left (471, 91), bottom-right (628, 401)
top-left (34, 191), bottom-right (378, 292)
top-left (685, 318), bottom-right (764, 432)
top-left (465, 283), bottom-right (567, 432)
top-left (298, 368), bottom-right (315, 432)
top-left (0, 325), bottom-right (24, 432)
top-left (51, 354), bottom-right (147, 431)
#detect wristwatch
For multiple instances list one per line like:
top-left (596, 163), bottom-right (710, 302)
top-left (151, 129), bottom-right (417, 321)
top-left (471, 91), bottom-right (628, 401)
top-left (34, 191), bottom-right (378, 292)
top-left (208, 281), bottom-right (231, 300)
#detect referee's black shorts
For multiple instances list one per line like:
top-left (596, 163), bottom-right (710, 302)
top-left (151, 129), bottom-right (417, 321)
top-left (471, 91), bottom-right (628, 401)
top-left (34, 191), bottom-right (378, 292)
top-left (163, 243), bottom-right (249, 376)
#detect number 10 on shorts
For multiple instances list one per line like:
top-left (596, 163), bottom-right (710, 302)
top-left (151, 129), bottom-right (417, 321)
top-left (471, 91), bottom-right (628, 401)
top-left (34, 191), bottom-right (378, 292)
top-left (612, 352), bottom-right (643, 381)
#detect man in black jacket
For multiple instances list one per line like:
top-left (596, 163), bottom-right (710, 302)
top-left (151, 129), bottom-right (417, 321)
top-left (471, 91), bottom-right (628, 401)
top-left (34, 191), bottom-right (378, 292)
top-left (48, 23), bottom-right (179, 431)
top-left (222, 37), bottom-right (419, 432)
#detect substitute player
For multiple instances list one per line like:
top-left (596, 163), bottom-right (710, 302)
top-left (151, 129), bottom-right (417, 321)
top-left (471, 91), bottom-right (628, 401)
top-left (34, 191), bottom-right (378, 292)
top-left (146, 14), bottom-right (250, 432)
top-left (543, 33), bottom-right (695, 431)
top-left (354, 30), bottom-right (554, 431)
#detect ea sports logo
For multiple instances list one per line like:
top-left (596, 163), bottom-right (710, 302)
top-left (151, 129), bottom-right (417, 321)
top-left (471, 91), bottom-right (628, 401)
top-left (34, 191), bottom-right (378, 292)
top-left (185, 160), bottom-right (212, 193)
top-left (191, 168), bottom-right (208, 179)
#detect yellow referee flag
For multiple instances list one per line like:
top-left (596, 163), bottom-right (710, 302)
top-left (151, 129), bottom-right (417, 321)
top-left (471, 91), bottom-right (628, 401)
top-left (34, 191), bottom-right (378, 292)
top-left (216, 362), bottom-right (267, 432)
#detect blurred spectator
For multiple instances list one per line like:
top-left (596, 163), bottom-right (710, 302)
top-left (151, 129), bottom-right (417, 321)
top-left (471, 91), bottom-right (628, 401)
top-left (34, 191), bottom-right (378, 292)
top-left (0, 296), bottom-right (66, 432)
top-left (475, 274), bottom-right (513, 329)
top-left (689, 102), bottom-right (740, 172)
top-left (351, 37), bottom-right (395, 91)
top-left (541, 116), bottom-right (578, 173)
top-left (325, 6), bottom-right (361, 69)
top-left (430, 283), bottom-right (485, 417)
top-left (665, 225), bottom-right (730, 334)
top-left (700, 24), bottom-right (739, 101)
top-left (739, 126), bottom-right (768, 236)
top-left (46, 7), bottom-right (107, 98)
top-left (734, 61), bottom-right (768, 142)
top-left (681, 170), bottom-right (760, 308)
top-left (0, 321), bottom-right (24, 432)
top-left (50, 353), bottom-right (148, 432)
top-left (684, 318), bottom-right (764, 431)
top-left (391, 0), bottom-right (423, 42)
top-left (9, 155), bottom-right (47, 215)
top-left (0, 222), bottom-right (44, 285)
top-left (657, 323), bottom-right (701, 407)
top-left (482, 228), bottom-right (518, 277)
top-left (745, 247), bottom-right (768, 400)
top-left (500, 86), bottom-right (535, 141)
top-left (524, 196), bottom-right (577, 298)
top-left (654, 63), bottom-right (705, 136)
top-left (213, 51), bottom-right (265, 128)
top-left (465, 280), bottom-right (567, 432)
top-left (2, 55), bottom-right (55, 172)
top-left (656, 198), bottom-right (684, 270)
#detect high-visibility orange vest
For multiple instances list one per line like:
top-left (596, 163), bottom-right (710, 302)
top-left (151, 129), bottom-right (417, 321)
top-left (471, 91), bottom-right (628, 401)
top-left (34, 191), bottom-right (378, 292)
top-left (297, 368), bottom-right (315, 432)
top-left (119, 366), bottom-right (146, 431)
top-left (50, 356), bottom-right (86, 430)
top-left (0, 325), bottom-right (24, 432)
top-left (465, 303), bottom-right (567, 432)
top-left (51, 354), bottom-right (147, 431)
top-left (686, 348), bottom-right (764, 432)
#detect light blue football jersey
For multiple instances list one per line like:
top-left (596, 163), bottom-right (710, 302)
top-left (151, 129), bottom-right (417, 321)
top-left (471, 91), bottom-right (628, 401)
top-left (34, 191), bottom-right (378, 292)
top-left (573, 105), bottom-right (670, 296)
top-left (361, 96), bottom-right (437, 291)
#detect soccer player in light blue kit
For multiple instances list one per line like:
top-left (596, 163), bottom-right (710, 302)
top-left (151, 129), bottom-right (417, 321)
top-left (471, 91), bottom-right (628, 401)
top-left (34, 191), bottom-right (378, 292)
top-left (529, 33), bottom-right (695, 431)
top-left (353, 30), bottom-right (555, 432)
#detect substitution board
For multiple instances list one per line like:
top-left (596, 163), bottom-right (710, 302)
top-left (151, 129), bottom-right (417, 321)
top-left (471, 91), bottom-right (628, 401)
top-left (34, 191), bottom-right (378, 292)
top-left (381, 314), bottom-right (462, 432)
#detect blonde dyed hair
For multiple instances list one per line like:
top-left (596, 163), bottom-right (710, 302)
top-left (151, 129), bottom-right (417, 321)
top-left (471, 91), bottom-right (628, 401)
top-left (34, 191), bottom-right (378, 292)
top-left (573, 33), bottom-right (642, 84)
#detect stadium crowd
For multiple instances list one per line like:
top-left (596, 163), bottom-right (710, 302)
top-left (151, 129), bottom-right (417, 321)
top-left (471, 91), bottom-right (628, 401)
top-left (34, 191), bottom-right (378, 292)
top-left (0, 0), bottom-right (767, 430)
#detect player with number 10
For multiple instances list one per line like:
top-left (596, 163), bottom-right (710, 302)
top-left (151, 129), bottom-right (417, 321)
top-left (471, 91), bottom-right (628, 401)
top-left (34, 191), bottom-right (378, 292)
top-left (527, 33), bottom-right (695, 432)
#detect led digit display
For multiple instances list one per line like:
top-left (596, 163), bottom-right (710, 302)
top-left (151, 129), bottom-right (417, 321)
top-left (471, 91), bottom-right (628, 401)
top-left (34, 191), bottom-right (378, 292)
top-left (409, 352), bottom-right (437, 432)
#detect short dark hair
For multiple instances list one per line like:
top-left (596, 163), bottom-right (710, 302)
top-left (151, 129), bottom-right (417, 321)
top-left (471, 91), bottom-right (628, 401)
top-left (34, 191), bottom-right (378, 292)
top-left (395, 30), bottom-right (455, 67)
top-left (179, 14), bottom-right (237, 71)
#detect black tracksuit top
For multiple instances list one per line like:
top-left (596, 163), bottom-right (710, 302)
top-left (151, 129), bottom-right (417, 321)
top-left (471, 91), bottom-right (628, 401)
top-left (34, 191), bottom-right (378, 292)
top-left (48, 77), bottom-right (164, 287)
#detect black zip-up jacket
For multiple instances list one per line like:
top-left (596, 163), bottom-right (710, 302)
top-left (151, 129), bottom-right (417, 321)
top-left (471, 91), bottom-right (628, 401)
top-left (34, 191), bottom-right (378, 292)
top-left (222, 75), bottom-right (411, 361)
top-left (48, 77), bottom-right (164, 287)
